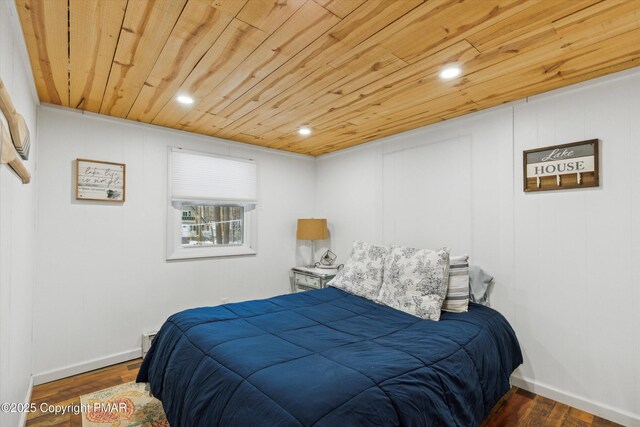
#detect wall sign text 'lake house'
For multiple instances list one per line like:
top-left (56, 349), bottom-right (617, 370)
top-left (76, 158), bottom-right (126, 202)
top-left (523, 139), bottom-right (599, 192)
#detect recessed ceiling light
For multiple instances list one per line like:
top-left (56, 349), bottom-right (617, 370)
top-left (298, 126), bottom-right (312, 136)
top-left (176, 95), bottom-right (194, 105)
top-left (439, 65), bottom-right (462, 80)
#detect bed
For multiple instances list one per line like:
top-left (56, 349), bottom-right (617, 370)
top-left (138, 287), bottom-right (522, 426)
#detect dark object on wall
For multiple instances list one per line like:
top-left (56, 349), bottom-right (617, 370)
top-left (523, 139), bottom-right (599, 192)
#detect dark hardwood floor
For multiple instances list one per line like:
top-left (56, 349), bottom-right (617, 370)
top-left (479, 387), bottom-right (621, 427)
top-left (26, 359), bottom-right (621, 426)
top-left (26, 360), bottom-right (142, 427)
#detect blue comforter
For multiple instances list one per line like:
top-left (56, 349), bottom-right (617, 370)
top-left (138, 287), bottom-right (522, 426)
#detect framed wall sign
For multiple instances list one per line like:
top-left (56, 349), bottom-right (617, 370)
top-left (523, 139), bottom-right (599, 192)
top-left (76, 158), bottom-right (126, 202)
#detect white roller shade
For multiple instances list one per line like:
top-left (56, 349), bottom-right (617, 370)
top-left (170, 148), bottom-right (257, 207)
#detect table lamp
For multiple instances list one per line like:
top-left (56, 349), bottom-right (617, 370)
top-left (297, 218), bottom-right (329, 267)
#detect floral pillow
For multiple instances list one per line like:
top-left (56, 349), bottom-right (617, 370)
top-left (328, 241), bottom-right (388, 300)
top-left (376, 246), bottom-right (450, 321)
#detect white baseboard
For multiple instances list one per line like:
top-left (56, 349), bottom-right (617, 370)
top-left (511, 375), bottom-right (640, 427)
top-left (33, 349), bottom-right (141, 386)
top-left (18, 376), bottom-right (33, 427)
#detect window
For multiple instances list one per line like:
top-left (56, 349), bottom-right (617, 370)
top-left (180, 205), bottom-right (244, 246)
top-left (166, 148), bottom-right (257, 260)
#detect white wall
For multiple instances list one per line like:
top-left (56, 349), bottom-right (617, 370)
top-left (316, 70), bottom-right (640, 425)
top-left (316, 105), bottom-right (515, 319)
top-left (33, 106), bottom-right (316, 383)
top-left (512, 73), bottom-right (640, 425)
top-left (0, 1), bottom-right (39, 426)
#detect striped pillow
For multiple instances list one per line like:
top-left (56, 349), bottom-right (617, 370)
top-left (441, 255), bottom-right (470, 313)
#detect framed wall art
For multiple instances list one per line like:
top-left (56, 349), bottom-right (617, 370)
top-left (523, 139), bottom-right (599, 192)
top-left (76, 158), bottom-right (126, 202)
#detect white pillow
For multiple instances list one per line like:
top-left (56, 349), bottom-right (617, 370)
top-left (328, 241), bottom-right (388, 300)
top-left (376, 246), bottom-right (450, 321)
top-left (441, 255), bottom-right (470, 313)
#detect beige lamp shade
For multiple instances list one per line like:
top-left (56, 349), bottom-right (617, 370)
top-left (297, 218), bottom-right (329, 240)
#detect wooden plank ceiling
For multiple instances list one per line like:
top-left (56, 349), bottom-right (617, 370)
top-left (15, 0), bottom-right (640, 156)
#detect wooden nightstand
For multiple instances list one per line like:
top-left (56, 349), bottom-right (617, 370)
top-left (291, 267), bottom-right (338, 293)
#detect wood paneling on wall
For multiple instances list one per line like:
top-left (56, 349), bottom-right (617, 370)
top-left (15, 0), bottom-right (640, 155)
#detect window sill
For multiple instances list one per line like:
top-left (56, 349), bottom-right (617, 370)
top-left (166, 244), bottom-right (256, 261)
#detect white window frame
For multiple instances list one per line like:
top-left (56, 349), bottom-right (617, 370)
top-left (166, 148), bottom-right (257, 260)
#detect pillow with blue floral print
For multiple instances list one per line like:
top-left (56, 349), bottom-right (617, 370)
top-left (328, 241), bottom-right (388, 300)
top-left (376, 246), bottom-right (450, 321)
